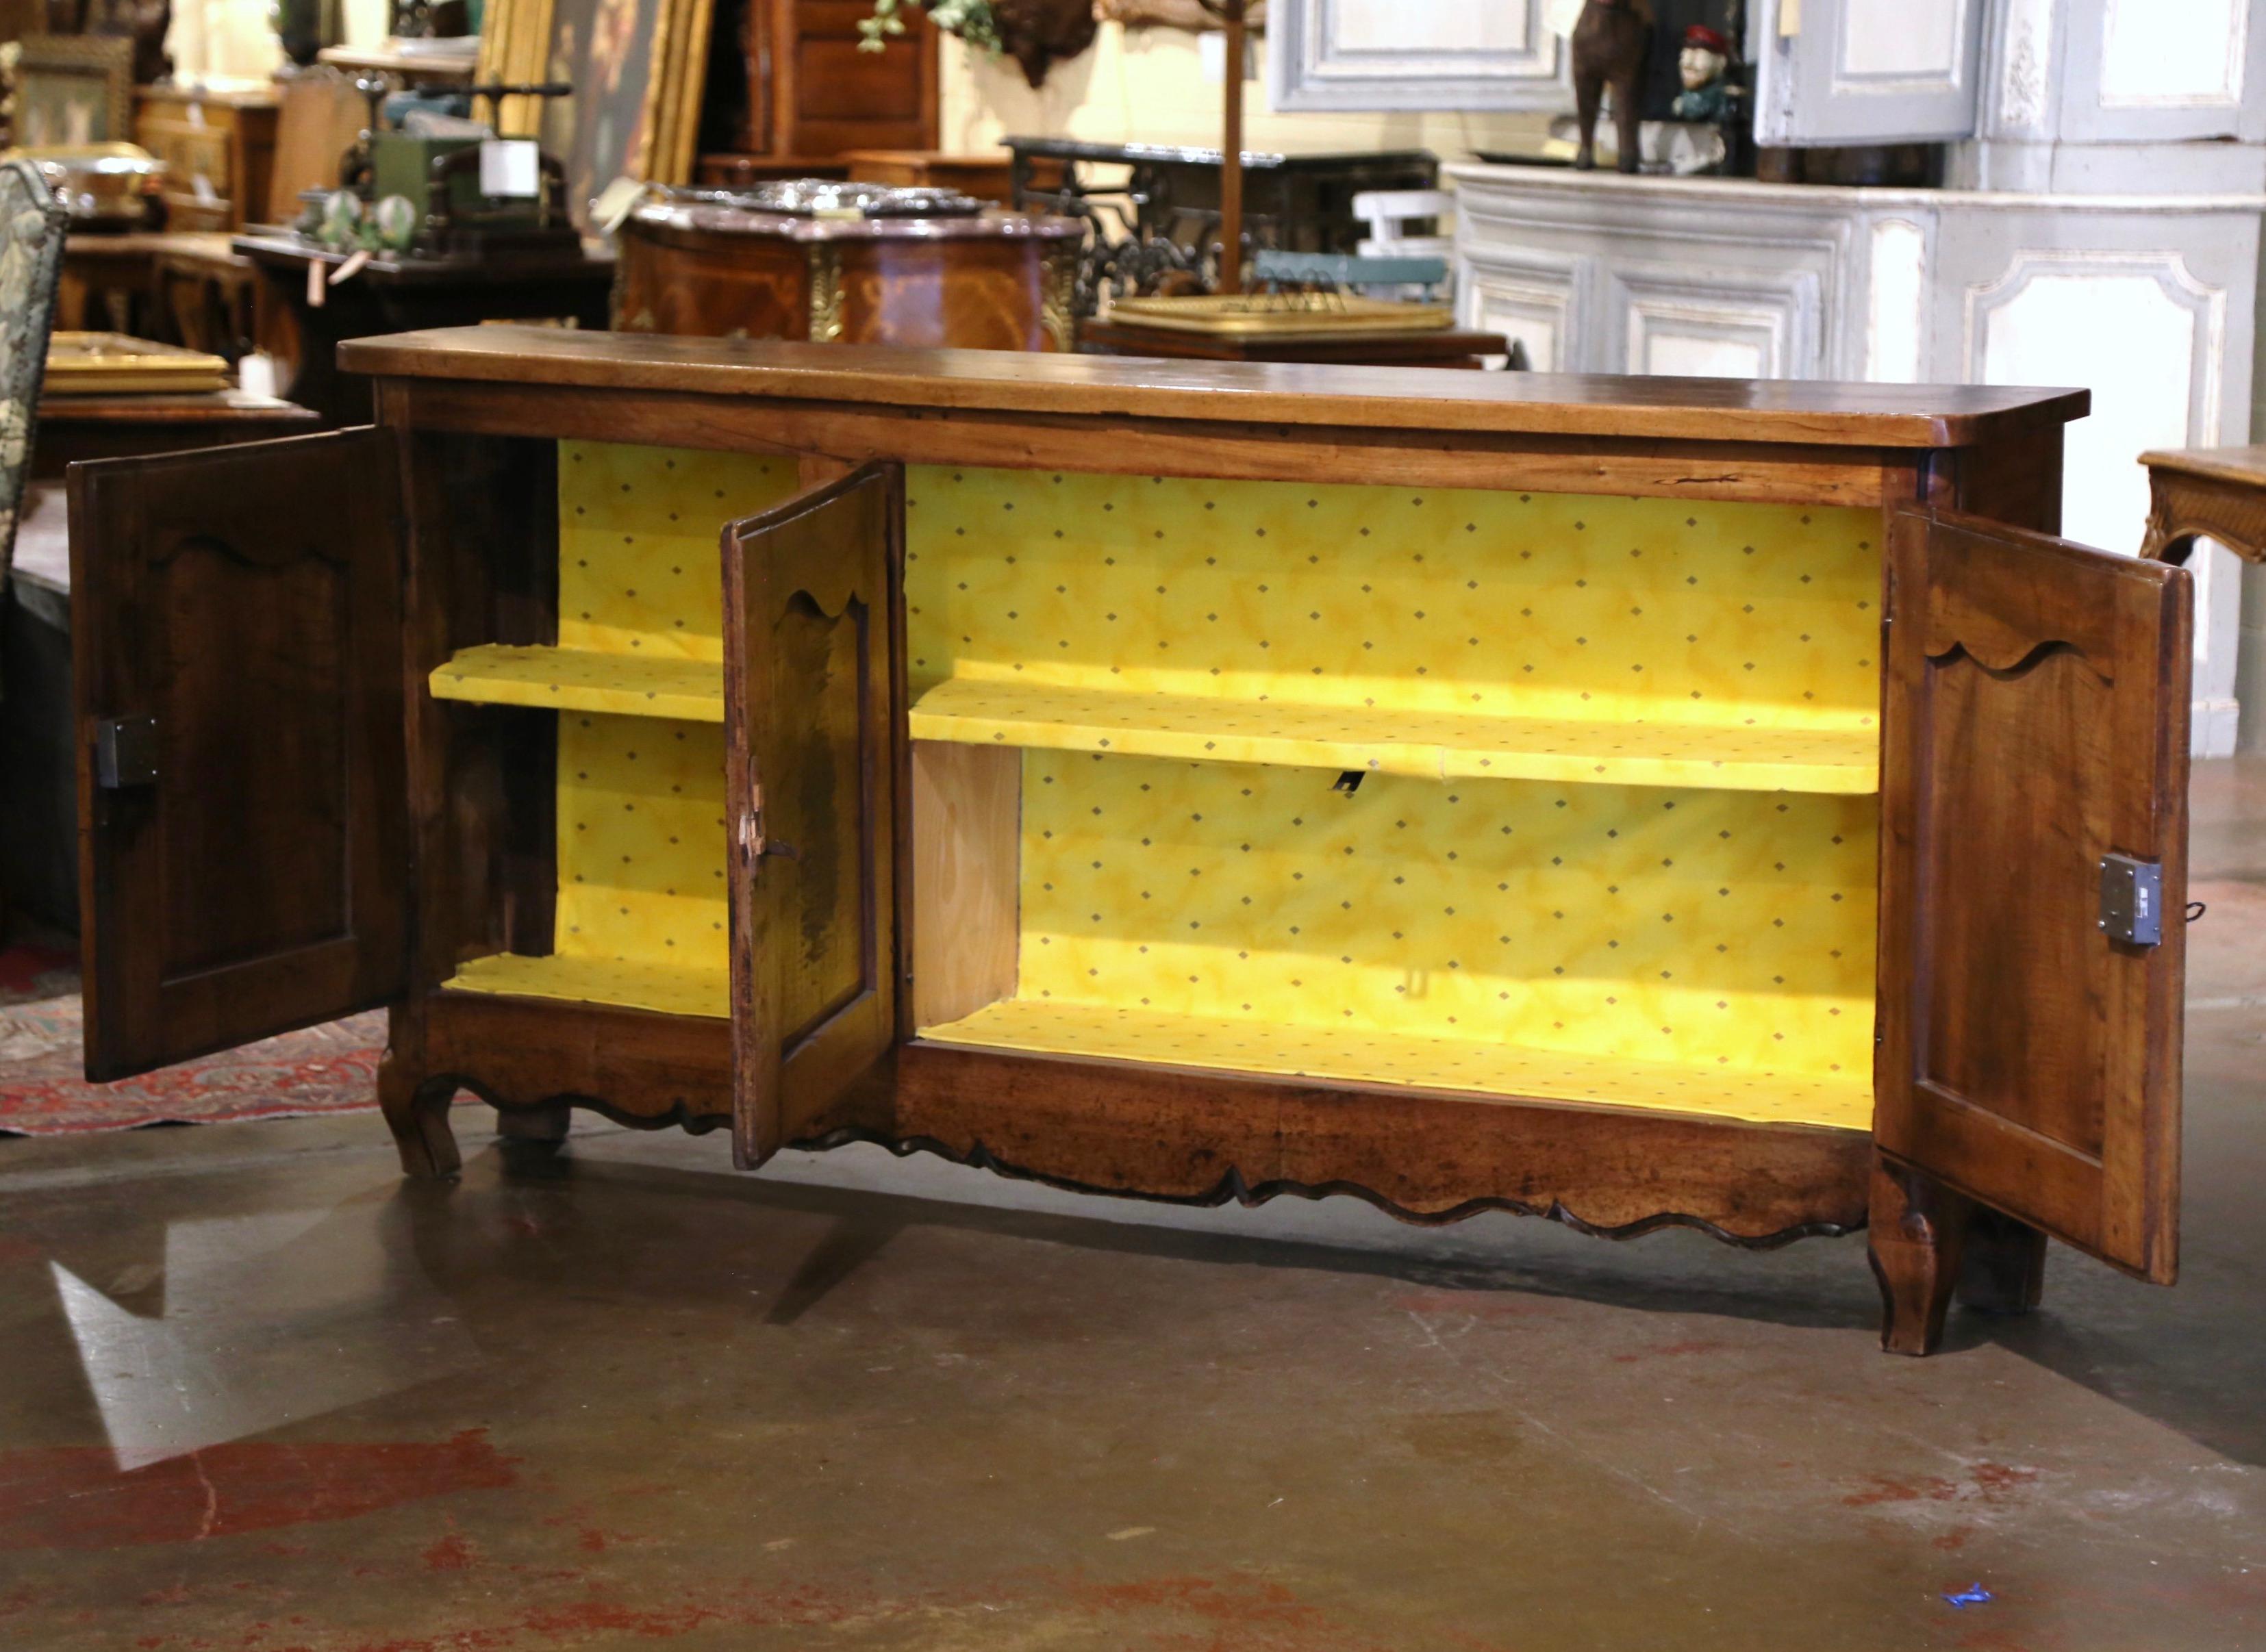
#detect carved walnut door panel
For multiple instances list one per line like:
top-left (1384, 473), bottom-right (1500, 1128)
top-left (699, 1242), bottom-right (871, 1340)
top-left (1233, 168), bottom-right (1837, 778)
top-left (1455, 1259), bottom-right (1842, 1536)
top-left (1877, 505), bottom-right (2191, 1282)
top-left (71, 429), bottom-right (410, 1080)
top-left (722, 462), bottom-right (904, 1166)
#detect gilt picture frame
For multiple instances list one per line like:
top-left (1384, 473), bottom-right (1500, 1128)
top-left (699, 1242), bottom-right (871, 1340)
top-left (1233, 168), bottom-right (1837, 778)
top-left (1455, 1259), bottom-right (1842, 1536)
top-left (475, 0), bottom-right (708, 231)
top-left (13, 34), bottom-right (134, 149)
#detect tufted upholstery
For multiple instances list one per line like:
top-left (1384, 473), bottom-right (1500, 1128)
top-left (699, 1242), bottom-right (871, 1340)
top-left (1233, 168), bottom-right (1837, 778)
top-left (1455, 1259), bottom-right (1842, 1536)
top-left (0, 157), bottom-right (68, 637)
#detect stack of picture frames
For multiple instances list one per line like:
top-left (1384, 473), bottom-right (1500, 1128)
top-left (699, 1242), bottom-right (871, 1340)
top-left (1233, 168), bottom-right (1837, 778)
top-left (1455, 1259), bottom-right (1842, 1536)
top-left (477, 0), bottom-right (712, 231)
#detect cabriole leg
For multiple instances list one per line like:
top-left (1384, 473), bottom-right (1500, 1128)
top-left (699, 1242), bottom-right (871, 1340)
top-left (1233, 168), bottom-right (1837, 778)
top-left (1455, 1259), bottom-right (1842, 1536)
top-left (1956, 1208), bottom-right (2049, 1315)
top-left (1867, 1154), bottom-right (1973, 1356)
top-left (378, 1007), bottom-right (460, 1180)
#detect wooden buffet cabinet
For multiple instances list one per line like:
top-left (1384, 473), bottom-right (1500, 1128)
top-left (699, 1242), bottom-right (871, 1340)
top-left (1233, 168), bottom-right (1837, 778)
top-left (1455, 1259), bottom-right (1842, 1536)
top-left (68, 330), bottom-right (2193, 1356)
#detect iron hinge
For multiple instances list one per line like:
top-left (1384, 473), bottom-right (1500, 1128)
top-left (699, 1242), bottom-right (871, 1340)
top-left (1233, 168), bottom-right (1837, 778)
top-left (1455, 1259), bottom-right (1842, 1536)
top-left (95, 715), bottom-right (159, 788)
top-left (2098, 853), bottom-right (2163, 947)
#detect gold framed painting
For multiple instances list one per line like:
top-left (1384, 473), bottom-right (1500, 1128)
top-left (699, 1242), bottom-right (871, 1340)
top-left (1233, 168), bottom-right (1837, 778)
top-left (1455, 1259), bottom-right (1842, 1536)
top-left (45, 332), bottom-right (231, 396)
top-left (477, 0), bottom-right (711, 228)
top-left (13, 34), bottom-right (134, 149)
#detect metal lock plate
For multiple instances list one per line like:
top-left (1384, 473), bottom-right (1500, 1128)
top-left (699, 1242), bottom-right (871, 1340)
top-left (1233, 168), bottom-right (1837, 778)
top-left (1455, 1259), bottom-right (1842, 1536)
top-left (2098, 853), bottom-right (2163, 948)
top-left (95, 715), bottom-right (159, 788)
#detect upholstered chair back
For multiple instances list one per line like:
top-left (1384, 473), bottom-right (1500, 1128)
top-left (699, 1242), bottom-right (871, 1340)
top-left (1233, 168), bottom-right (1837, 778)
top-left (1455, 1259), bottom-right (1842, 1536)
top-left (0, 157), bottom-right (68, 614)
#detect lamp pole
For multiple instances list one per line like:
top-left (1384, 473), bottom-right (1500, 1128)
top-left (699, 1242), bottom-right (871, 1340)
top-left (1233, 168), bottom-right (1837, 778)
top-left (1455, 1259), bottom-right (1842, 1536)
top-left (1213, 0), bottom-right (1246, 292)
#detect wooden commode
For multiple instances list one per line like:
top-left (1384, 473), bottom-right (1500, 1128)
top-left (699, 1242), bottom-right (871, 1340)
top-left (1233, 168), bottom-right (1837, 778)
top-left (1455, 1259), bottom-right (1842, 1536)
top-left (66, 330), bottom-right (2192, 1356)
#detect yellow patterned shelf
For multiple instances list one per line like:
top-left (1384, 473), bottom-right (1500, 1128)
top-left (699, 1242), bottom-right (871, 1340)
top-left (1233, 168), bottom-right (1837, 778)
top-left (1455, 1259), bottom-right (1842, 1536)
top-left (908, 678), bottom-right (1878, 794)
top-left (444, 952), bottom-right (729, 1019)
top-left (429, 645), bottom-right (725, 722)
top-left (918, 1000), bottom-right (1872, 1132)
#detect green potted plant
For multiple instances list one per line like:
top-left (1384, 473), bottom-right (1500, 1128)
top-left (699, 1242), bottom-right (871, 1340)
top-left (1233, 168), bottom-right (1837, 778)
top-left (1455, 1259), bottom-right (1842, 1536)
top-left (859, 0), bottom-right (1098, 88)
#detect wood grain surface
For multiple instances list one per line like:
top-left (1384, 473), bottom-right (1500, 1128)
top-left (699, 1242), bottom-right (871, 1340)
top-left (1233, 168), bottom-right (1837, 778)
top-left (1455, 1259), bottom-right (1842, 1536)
top-left (340, 325), bottom-right (2087, 448)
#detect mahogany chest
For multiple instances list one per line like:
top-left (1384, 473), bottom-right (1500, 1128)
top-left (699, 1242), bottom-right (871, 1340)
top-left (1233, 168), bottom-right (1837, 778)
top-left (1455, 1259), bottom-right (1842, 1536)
top-left (612, 186), bottom-right (1082, 351)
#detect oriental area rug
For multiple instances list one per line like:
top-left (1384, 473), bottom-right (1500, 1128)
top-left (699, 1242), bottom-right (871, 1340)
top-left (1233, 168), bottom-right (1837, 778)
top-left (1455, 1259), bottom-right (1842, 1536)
top-left (0, 939), bottom-right (383, 1134)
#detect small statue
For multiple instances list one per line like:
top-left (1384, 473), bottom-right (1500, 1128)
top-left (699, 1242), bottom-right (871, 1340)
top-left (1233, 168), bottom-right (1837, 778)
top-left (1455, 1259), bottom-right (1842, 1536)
top-left (1571, 0), bottom-right (1652, 173)
top-left (1670, 23), bottom-right (1743, 125)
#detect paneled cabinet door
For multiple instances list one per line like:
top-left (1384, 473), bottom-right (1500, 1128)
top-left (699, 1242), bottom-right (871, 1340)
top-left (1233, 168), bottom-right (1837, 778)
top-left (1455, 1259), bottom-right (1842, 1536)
top-left (1877, 505), bottom-right (2191, 1284)
top-left (70, 429), bottom-right (411, 1080)
top-left (1266, 0), bottom-right (1568, 113)
top-left (722, 463), bottom-right (904, 1167)
top-left (1754, 0), bottom-right (1985, 144)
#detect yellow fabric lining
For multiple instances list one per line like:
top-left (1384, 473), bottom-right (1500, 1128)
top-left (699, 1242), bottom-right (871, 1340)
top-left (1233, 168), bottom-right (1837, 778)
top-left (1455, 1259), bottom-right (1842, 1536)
top-left (555, 440), bottom-right (794, 661)
top-left (430, 644), bottom-right (724, 722)
top-left (907, 676), bottom-right (1877, 793)
top-left (446, 952), bottom-right (728, 1019)
top-left (443, 440), bottom-right (796, 1019)
top-left (903, 470), bottom-right (1881, 1126)
top-left (917, 741), bottom-right (1877, 1130)
top-left (903, 467), bottom-right (1881, 790)
top-left (920, 1000), bottom-right (1871, 1131)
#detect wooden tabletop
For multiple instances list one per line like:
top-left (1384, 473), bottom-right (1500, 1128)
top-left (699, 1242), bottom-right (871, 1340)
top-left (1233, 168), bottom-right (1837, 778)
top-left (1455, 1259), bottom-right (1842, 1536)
top-left (341, 324), bottom-right (2089, 449)
top-left (36, 388), bottom-right (319, 424)
top-left (316, 42), bottom-right (477, 81)
top-left (2139, 446), bottom-right (2266, 487)
top-left (232, 234), bottom-right (614, 286)
top-left (64, 233), bottom-right (181, 260)
top-left (66, 231), bottom-right (251, 278)
top-left (1079, 320), bottom-right (1509, 365)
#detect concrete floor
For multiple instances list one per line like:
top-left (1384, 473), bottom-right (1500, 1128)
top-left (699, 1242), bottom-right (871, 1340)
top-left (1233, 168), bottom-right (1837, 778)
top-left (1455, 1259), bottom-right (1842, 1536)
top-left (2, 763), bottom-right (2262, 1652)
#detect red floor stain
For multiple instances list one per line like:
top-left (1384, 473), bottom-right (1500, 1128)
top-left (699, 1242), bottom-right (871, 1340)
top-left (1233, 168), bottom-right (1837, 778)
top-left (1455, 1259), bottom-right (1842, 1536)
top-left (0, 1431), bottom-right (517, 1551)
top-left (420, 1533), bottom-right (477, 1572)
top-left (1610, 1339), bottom-right (1733, 1363)
top-left (1393, 1288), bottom-right (1552, 1320)
top-left (1061, 1571), bottom-right (1402, 1651)
top-left (1845, 1464), bottom-right (2039, 1510)
top-left (1967, 1464), bottom-right (2041, 1501)
top-left (1844, 1474), bottom-right (1961, 1507)
top-left (221, 1568), bottom-right (1404, 1652)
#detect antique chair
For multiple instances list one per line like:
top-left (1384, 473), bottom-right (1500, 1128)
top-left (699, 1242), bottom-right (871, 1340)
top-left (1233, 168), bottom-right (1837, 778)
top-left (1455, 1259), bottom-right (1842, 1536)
top-left (0, 156), bottom-right (71, 935)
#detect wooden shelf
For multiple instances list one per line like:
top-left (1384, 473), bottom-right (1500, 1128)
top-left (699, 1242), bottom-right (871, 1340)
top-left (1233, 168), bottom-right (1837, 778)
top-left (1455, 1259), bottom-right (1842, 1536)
top-left (429, 645), bottom-right (724, 722)
top-left (907, 678), bottom-right (1878, 794)
top-left (444, 953), bottom-right (728, 1019)
top-left (918, 1000), bottom-right (1872, 1132)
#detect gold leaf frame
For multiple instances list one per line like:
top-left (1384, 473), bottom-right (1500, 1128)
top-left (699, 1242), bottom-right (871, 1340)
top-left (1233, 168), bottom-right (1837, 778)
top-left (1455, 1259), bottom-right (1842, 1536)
top-left (477, 0), bottom-right (711, 188)
top-left (13, 34), bottom-right (134, 148)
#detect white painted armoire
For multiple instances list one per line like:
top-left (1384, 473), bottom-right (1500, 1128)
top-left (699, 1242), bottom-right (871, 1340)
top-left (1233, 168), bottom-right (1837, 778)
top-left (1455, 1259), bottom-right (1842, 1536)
top-left (1268, 0), bottom-right (2266, 752)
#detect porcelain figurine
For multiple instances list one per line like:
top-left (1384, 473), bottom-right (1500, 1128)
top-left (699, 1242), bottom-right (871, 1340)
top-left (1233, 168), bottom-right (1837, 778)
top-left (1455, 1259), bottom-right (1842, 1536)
top-left (1670, 23), bottom-right (1742, 126)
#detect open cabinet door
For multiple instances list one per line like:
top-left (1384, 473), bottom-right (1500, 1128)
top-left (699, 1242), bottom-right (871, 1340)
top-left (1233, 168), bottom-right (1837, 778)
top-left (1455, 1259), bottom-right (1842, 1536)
top-left (1877, 505), bottom-right (2191, 1285)
top-left (722, 463), bottom-right (903, 1168)
top-left (71, 429), bottom-right (411, 1081)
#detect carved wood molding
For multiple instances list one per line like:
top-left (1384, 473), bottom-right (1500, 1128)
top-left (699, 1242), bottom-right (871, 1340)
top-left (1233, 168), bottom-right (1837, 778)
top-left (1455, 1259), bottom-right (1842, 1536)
top-left (2141, 470), bottom-right (2266, 566)
top-left (445, 1074), bottom-right (735, 1136)
top-left (436, 1082), bottom-right (1867, 1247)
top-left (806, 1128), bottom-right (1870, 1247)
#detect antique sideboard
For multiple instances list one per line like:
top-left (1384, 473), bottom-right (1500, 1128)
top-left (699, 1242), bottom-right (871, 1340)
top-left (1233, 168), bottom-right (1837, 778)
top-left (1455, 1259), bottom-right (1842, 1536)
top-left (68, 330), bottom-right (2192, 1356)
